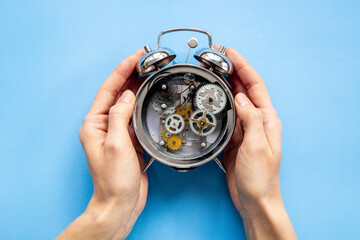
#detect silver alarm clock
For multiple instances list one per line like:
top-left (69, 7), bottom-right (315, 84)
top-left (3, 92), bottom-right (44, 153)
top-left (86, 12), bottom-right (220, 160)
top-left (133, 28), bottom-right (235, 172)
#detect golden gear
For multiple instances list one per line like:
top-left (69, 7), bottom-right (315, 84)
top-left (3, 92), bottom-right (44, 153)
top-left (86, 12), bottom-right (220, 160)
top-left (161, 129), bottom-right (171, 141)
top-left (175, 106), bottom-right (193, 125)
top-left (167, 135), bottom-right (182, 150)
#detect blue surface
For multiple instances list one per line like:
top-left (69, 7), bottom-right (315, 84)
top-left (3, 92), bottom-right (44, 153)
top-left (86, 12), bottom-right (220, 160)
top-left (1, 0), bottom-right (359, 239)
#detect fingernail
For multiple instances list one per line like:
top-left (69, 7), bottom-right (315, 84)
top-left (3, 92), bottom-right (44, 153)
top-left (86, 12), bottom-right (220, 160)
top-left (119, 90), bottom-right (133, 103)
top-left (236, 93), bottom-right (249, 107)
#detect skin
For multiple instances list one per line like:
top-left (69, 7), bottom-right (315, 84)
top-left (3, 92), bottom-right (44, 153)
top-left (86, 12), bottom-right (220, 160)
top-left (56, 48), bottom-right (296, 240)
top-left (223, 47), bottom-right (297, 239)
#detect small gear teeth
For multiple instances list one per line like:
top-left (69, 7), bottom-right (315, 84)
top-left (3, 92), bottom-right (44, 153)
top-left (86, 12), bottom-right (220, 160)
top-left (194, 84), bottom-right (227, 114)
top-left (167, 135), bottom-right (182, 150)
top-left (161, 129), bottom-right (182, 150)
top-left (175, 106), bottom-right (193, 125)
top-left (161, 129), bottom-right (170, 141)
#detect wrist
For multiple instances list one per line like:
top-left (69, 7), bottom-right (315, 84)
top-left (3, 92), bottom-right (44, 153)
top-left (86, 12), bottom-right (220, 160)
top-left (240, 192), bottom-right (285, 222)
top-left (56, 196), bottom-right (134, 240)
top-left (239, 194), bottom-right (297, 240)
top-left (80, 196), bottom-right (135, 239)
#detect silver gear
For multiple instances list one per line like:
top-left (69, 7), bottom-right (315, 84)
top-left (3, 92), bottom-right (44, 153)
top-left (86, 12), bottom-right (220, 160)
top-left (194, 84), bottom-right (227, 114)
top-left (189, 110), bottom-right (217, 136)
top-left (164, 114), bottom-right (185, 134)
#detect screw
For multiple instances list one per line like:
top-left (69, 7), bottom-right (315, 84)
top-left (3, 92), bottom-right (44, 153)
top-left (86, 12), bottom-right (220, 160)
top-left (218, 45), bottom-right (226, 54)
top-left (188, 38), bottom-right (198, 48)
top-left (144, 45), bottom-right (151, 53)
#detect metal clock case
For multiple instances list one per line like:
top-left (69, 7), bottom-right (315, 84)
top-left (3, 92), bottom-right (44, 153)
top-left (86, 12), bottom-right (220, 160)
top-left (133, 28), bottom-right (235, 172)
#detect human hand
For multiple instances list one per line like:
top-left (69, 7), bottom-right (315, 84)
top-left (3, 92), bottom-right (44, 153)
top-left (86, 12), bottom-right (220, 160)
top-left (57, 49), bottom-right (148, 240)
top-left (223, 48), bottom-right (296, 239)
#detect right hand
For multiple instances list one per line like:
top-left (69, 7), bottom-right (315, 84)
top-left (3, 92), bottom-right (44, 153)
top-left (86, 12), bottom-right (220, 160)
top-left (224, 47), bottom-right (283, 215)
top-left (223, 48), bottom-right (296, 239)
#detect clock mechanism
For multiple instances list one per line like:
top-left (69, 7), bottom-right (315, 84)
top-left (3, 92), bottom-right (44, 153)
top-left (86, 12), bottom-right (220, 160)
top-left (133, 28), bottom-right (235, 172)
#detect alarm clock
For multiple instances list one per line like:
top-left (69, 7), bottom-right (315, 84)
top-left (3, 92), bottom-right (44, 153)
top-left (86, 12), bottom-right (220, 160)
top-left (133, 28), bottom-right (235, 172)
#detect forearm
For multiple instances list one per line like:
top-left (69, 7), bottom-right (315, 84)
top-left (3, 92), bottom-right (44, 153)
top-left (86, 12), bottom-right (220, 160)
top-left (240, 195), bottom-right (297, 240)
top-left (56, 197), bottom-right (135, 240)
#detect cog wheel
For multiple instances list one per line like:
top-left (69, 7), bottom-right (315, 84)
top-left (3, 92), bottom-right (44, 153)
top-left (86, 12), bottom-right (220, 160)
top-left (175, 106), bottom-right (193, 125)
top-left (190, 109), bottom-right (217, 136)
top-left (194, 84), bottom-right (227, 114)
top-left (164, 114), bottom-right (185, 134)
top-left (167, 135), bottom-right (182, 150)
top-left (161, 129), bottom-right (171, 141)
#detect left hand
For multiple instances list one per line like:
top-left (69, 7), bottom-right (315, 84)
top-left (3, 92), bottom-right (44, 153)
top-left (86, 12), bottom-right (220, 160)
top-left (57, 49), bottom-right (148, 240)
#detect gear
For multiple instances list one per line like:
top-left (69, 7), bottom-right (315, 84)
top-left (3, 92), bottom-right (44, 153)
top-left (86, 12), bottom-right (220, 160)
top-left (175, 106), bottom-right (193, 125)
top-left (194, 84), bottom-right (227, 114)
top-left (167, 135), bottom-right (182, 150)
top-left (164, 114), bottom-right (185, 134)
top-left (161, 129), bottom-right (171, 141)
top-left (190, 109), bottom-right (217, 136)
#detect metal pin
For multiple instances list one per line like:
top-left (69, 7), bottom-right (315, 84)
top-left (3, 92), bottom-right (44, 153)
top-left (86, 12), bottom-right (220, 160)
top-left (161, 84), bottom-right (167, 90)
top-left (143, 157), bottom-right (155, 172)
top-left (144, 45), bottom-right (151, 53)
top-left (185, 38), bottom-right (198, 63)
top-left (214, 157), bottom-right (227, 173)
top-left (201, 142), bottom-right (206, 148)
top-left (161, 103), bottom-right (167, 109)
top-left (218, 45), bottom-right (226, 54)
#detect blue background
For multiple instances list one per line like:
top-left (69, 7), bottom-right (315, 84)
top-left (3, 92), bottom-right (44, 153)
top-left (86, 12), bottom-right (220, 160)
top-left (1, 0), bottom-right (359, 239)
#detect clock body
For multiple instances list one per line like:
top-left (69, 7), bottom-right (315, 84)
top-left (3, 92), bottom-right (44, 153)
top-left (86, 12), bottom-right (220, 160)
top-left (133, 64), bottom-right (235, 171)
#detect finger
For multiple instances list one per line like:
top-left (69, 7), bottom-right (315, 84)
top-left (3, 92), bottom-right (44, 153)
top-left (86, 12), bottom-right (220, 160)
top-left (106, 90), bottom-right (135, 144)
top-left (119, 72), bottom-right (136, 94)
top-left (234, 93), bottom-right (268, 148)
top-left (104, 90), bottom-right (138, 166)
top-left (114, 70), bottom-right (146, 103)
top-left (114, 71), bottom-right (138, 103)
top-left (130, 75), bottom-right (146, 95)
top-left (226, 48), bottom-right (274, 111)
top-left (89, 49), bottom-right (145, 115)
top-left (228, 75), bottom-right (248, 96)
top-left (228, 48), bottom-right (282, 156)
top-left (213, 44), bottom-right (248, 96)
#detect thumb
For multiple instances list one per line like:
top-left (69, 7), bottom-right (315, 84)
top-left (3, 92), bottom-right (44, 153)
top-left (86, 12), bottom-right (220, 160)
top-left (235, 93), bottom-right (267, 147)
top-left (107, 90), bottom-right (135, 143)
